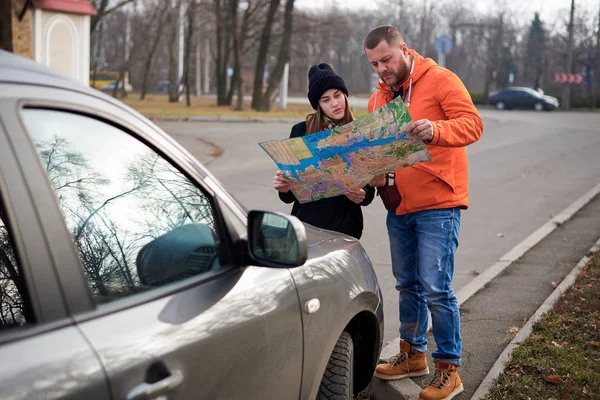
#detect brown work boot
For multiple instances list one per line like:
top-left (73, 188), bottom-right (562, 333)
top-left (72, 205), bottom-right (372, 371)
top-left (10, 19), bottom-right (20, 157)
top-left (419, 361), bottom-right (464, 400)
top-left (374, 340), bottom-right (429, 380)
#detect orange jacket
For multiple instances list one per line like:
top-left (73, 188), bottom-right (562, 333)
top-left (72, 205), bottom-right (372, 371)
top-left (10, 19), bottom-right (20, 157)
top-left (369, 49), bottom-right (483, 215)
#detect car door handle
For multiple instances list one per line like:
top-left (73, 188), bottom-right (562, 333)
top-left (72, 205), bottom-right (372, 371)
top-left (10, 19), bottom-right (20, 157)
top-left (126, 369), bottom-right (184, 400)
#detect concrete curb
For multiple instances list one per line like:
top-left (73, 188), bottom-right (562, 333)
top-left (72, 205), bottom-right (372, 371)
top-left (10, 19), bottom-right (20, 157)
top-left (375, 182), bottom-right (600, 399)
top-left (147, 115), bottom-right (300, 123)
top-left (470, 236), bottom-right (600, 399)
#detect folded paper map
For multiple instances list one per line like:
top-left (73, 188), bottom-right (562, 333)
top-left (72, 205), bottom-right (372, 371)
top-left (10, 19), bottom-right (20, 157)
top-left (259, 97), bottom-right (432, 203)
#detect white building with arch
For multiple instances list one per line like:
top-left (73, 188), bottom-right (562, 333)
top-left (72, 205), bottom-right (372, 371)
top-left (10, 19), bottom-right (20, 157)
top-left (1, 0), bottom-right (97, 86)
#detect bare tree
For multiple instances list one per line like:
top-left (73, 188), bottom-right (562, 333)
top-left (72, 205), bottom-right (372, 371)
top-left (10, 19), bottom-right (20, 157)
top-left (184, 0), bottom-right (198, 107)
top-left (166, 0), bottom-right (186, 103)
top-left (91, 0), bottom-right (137, 32)
top-left (482, 14), bottom-right (504, 101)
top-left (211, 0), bottom-right (234, 105)
top-left (524, 13), bottom-right (546, 89)
top-left (418, 0), bottom-right (430, 57)
top-left (250, 0), bottom-right (279, 110)
top-left (252, 0), bottom-right (295, 111)
top-left (595, 3), bottom-right (600, 109)
top-left (562, 0), bottom-right (575, 110)
top-left (90, 0), bottom-right (138, 87)
top-left (224, 0), bottom-right (240, 106)
top-left (139, 0), bottom-right (171, 100)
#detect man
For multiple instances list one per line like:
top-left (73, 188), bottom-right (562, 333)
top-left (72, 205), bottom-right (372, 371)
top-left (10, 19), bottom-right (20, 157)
top-left (365, 26), bottom-right (483, 400)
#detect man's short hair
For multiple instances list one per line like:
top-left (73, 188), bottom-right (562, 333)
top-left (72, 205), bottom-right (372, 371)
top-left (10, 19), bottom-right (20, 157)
top-left (364, 25), bottom-right (405, 49)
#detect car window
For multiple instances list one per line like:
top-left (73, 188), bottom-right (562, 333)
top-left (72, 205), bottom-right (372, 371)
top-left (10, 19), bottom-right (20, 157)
top-left (515, 89), bottom-right (537, 98)
top-left (20, 109), bottom-right (222, 305)
top-left (0, 200), bottom-right (33, 330)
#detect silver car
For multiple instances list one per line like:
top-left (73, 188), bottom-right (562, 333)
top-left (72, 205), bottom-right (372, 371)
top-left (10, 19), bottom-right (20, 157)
top-left (0, 51), bottom-right (383, 400)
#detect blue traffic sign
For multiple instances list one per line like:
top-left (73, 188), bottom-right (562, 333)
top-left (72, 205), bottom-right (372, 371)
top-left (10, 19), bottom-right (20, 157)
top-left (435, 35), bottom-right (453, 55)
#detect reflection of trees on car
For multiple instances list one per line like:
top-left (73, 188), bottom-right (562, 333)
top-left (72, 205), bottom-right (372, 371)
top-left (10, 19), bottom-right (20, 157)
top-left (0, 216), bottom-right (29, 328)
top-left (2, 133), bottom-right (219, 322)
top-left (37, 136), bottom-right (142, 297)
top-left (126, 152), bottom-right (215, 235)
top-left (34, 136), bottom-right (216, 301)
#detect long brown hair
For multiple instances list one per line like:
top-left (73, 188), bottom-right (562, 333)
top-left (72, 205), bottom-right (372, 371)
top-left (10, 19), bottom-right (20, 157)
top-left (305, 94), bottom-right (355, 134)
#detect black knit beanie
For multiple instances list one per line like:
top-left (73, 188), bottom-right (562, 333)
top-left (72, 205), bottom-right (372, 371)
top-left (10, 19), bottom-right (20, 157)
top-left (307, 63), bottom-right (349, 110)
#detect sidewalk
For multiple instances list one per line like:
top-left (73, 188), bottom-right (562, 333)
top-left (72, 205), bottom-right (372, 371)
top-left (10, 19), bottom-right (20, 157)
top-left (368, 186), bottom-right (600, 400)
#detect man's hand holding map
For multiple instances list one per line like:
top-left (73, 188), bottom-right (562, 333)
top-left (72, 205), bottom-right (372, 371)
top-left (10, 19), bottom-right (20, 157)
top-left (259, 96), bottom-right (432, 203)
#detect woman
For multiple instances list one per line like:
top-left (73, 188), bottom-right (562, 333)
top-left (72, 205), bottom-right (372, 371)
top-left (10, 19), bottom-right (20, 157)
top-left (272, 63), bottom-right (374, 239)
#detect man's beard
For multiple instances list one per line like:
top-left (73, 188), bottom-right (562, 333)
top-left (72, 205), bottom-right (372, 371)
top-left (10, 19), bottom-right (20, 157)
top-left (381, 63), bottom-right (409, 88)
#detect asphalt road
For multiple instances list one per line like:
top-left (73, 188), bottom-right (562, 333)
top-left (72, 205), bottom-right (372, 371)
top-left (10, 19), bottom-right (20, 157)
top-left (156, 109), bottom-right (600, 344)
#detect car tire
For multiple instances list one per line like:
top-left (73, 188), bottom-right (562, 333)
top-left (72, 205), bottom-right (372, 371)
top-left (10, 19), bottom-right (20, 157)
top-left (534, 101), bottom-right (544, 111)
top-left (495, 101), bottom-right (506, 110)
top-left (317, 331), bottom-right (354, 400)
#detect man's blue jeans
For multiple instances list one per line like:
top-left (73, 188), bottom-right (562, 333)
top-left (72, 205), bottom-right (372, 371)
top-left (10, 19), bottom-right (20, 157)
top-left (387, 207), bottom-right (462, 366)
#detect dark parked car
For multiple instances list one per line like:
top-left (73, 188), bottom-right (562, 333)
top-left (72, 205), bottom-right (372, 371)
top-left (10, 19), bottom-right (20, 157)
top-left (0, 51), bottom-right (383, 400)
top-left (488, 87), bottom-right (560, 111)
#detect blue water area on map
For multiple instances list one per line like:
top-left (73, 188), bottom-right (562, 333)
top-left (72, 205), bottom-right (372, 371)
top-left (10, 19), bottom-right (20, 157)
top-left (277, 130), bottom-right (411, 179)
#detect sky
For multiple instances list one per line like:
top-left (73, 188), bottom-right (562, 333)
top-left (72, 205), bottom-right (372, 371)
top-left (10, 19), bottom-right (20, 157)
top-left (295, 0), bottom-right (598, 25)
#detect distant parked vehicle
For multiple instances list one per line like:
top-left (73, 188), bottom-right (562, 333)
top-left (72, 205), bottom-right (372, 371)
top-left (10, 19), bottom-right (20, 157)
top-left (488, 87), bottom-right (559, 111)
top-left (89, 70), bottom-right (120, 89)
top-left (154, 80), bottom-right (181, 93)
top-left (99, 81), bottom-right (133, 93)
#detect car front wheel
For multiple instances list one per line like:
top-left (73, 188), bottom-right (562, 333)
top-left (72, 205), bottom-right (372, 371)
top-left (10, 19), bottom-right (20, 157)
top-left (534, 101), bottom-right (544, 111)
top-left (317, 331), bottom-right (354, 400)
top-left (495, 101), bottom-right (506, 110)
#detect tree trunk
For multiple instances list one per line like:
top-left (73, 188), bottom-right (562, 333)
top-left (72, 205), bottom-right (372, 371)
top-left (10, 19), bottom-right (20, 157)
top-left (215, 0), bottom-right (225, 104)
top-left (593, 2), bottom-right (600, 110)
top-left (139, 30), bottom-right (163, 100)
top-left (140, 3), bottom-right (169, 100)
top-left (112, 70), bottom-right (125, 98)
top-left (589, 67), bottom-right (594, 111)
top-left (448, 24), bottom-right (457, 70)
top-left (229, 0), bottom-right (244, 110)
top-left (419, 0), bottom-right (428, 57)
top-left (251, 0), bottom-right (279, 110)
top-left (562, 0), bottom-right (575, 111)
top-left (214, 0), bottom-right (233, 106)
top-left (255, 0), bottom-right (295, 111)
top-left (184, 0), bottom-right (196, 107)
top-left (483, 17), bottom-right (503, 103)
top-left (534, 69), bottom-right (542, 89)
top-left (168, 2), bottom-right (180, 103)
top-left (90, 19), bottom-right (106, 89)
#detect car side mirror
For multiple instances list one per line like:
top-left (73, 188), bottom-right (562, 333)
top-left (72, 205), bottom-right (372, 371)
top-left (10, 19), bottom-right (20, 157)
top-left (247, 211), bottom-right (308, 268)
